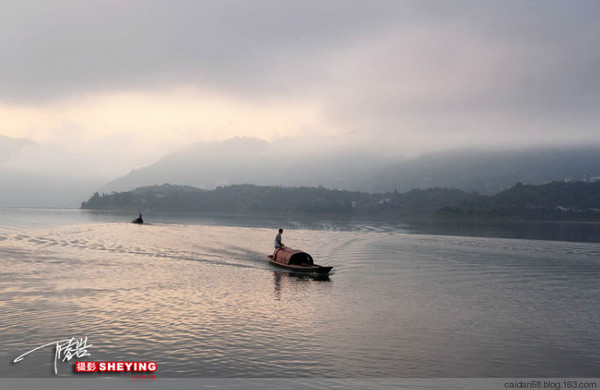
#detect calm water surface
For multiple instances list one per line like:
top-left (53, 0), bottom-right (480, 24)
top-left (1, 208), bottom-right (599, 377)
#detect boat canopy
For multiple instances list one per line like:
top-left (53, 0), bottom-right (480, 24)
top-left (273, 246), bottom-right (314, 266)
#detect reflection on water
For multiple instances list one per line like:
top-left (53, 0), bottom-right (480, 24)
top-left (272, 271), bottom-right (330, 301)
top-left (1, 209), bottom-right (600, 377)
top-left (3, 207), bottom-right (599, 243)
top-left (411, 220), bottom-right (600, 243)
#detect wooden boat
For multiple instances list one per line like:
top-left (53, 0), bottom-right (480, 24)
top-left (268, 246), bottom-right (332, 274)
top-left (132, 213), bottom-right (144, 224)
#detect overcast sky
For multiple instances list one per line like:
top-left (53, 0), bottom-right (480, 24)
top-left (1, 0), bottom-right (599, 179)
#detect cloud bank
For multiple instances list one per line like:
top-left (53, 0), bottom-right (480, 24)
top-left (0, 0), bottom-right (599, 179)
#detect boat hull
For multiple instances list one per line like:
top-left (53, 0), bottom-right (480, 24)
top-left (268, 255), bottom-right (332, 274)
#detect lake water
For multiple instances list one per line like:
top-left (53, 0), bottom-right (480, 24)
top-left (1, 208), bottom-right (600, 379)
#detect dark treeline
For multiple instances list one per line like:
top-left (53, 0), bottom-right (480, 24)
top-left (80, 183), bottom-right (477, 218)
top-left (80, 181), bottom-right (600, 221)
top-left (436, 181), bottom-right (600, 221)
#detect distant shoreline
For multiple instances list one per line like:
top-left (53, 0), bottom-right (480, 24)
top-left (80, 181), bottom-right (600, 223)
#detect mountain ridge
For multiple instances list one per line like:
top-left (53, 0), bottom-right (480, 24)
top-left (98, 137), bottom-right (600, 195)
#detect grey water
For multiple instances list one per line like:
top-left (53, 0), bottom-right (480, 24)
top-left (1, 208), bottom-right (599, 378)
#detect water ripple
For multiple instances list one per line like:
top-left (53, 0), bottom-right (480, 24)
top-left (1, 219), bottom-right (600, 377)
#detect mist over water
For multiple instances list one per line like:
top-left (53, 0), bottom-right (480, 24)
top-left (1, 209), bottom-right (599, 377)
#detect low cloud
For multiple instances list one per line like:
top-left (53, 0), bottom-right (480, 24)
top-left (0, 0), bottom-right (598, 177)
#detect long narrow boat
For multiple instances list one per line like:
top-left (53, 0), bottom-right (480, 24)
top-left (267, 246), bottom-right (333, 274)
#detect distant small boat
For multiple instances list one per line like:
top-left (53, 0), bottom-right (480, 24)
top-left (267, 247), bottom-right (332, 274)
top-left (132, 213), bottom-right (144, 224)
